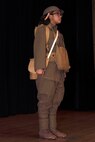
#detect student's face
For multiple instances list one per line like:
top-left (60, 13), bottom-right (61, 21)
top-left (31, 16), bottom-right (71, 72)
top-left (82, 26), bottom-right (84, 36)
top-left (49, 11), bottom-right (63, 25)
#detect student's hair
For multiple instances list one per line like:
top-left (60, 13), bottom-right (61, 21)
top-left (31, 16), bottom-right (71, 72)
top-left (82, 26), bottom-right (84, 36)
top-left (38, 14), bottom-right (50, 25)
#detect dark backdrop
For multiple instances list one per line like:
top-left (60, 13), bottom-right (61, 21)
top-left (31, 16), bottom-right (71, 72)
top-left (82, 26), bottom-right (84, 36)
top-left (0, 0), bottom-right (95, 116)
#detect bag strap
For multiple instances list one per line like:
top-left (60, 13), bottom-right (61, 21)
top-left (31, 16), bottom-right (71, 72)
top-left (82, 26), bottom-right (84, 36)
top-left (47, 30), bottom-right (58, 59)
top-left (45, 26), bottom-right (50, 45)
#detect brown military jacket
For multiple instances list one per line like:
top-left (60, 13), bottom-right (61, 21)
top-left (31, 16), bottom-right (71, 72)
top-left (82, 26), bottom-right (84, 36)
top-left (34, 23), bottom-right (65, 81)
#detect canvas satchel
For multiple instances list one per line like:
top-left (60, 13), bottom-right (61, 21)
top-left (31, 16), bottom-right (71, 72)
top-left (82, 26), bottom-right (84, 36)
top-left (28, 58), bottom-right (37, 79)
top-left (55, 46), bottom-right (71, 72)
top-left (28, 58), bottom-right (49, 80)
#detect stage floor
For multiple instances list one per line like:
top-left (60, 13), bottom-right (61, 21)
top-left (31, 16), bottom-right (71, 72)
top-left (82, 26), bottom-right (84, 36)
top-left (0, 110), bottom-right (95, 142)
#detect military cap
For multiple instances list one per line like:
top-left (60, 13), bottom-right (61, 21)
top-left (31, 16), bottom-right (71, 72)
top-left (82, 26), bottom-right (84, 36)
top-left (43, 6), bottom-right (64, 16)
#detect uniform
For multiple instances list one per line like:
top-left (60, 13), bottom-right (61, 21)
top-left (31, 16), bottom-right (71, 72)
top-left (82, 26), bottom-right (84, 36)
top-left (34, 6), bottom-right (67, 139)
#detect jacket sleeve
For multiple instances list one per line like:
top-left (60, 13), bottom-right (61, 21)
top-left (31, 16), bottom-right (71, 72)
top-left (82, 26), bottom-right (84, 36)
top-left (34, 25), bottom-right (46, 71)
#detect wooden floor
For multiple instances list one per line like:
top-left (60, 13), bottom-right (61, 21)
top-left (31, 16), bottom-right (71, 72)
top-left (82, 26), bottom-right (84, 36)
top-left (0, 110), bottom-right (95, 142)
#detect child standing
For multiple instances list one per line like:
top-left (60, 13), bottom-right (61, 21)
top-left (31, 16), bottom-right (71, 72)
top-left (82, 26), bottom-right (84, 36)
top-left (34, 6), bottom-right (68, 139)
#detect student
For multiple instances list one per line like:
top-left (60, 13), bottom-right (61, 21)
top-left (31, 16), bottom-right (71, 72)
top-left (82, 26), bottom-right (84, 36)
top-left (34, 6), bottom-right (67, 140)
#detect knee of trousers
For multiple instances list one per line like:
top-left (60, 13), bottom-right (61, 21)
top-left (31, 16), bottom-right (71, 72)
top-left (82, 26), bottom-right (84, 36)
top-left (53, 93), bottom-right (64, 107)
top-left (37, 93), bottom-right (53, 116)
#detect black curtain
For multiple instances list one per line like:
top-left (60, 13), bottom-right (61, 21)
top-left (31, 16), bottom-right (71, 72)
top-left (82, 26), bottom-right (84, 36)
top-left (0, 0), bottom-right (38, 116)
top-left (0, 0), bottom-right (95, 116)
top-left (61, 0), bottom-right (95, 110)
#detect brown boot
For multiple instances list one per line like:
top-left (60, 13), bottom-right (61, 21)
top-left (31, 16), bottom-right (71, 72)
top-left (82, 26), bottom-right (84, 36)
top-left (49, 114), bottom-right (67, 138)
top-left (39, 130), bottom-right (57, 140)
top-left (51, 129), bottom-right (67, 138)
top-left (39, 118), bottom-right (57, 139)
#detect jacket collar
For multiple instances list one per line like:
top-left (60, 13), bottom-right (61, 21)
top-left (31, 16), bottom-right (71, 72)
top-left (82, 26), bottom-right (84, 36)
top-left (47, 23), bottom-right (57, 32)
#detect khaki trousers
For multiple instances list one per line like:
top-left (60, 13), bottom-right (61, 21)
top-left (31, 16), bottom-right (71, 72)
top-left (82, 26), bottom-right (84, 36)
top-left (36, 74), bottom-right (65, 131)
